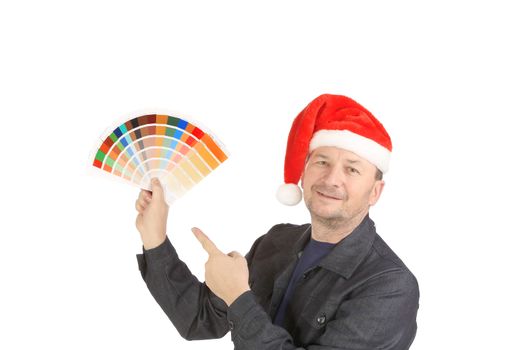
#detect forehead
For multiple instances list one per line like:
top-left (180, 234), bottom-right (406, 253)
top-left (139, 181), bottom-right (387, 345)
top-left (310, 146), bottom-right (363, 162)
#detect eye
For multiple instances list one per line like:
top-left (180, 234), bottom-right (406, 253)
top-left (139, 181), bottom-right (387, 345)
top-left (346, 167), bottom-right (360, 175)
top-left (316, 160), bottom-right (328, 166)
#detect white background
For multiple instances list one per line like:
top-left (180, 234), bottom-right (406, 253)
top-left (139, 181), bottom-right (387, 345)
top-left (1, 1), bottom-right (524, 349)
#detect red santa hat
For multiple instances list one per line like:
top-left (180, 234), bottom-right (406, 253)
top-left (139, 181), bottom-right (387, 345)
top-left (276, 94), bottom-right (392, 206)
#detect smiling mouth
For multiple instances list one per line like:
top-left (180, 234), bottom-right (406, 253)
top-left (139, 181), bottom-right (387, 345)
top-left (316, 191), bottom-right (343, 200)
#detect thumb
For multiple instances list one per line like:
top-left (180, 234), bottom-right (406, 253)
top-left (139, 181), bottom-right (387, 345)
top-left (151, 178), bottom-right (165, 202)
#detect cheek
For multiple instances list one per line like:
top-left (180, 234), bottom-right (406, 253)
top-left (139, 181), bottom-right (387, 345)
top-left (301, 169), bottom-right (317, 188)
top-left (302, 177), bottom-right (313, 196)
top-left (302, 172), bottom-right (321, 199)
top-left (343, 180), bottom-right (370, 201)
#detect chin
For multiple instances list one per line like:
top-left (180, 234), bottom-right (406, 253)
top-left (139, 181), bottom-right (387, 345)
top-left (308, 203), bottom-right (344, 221)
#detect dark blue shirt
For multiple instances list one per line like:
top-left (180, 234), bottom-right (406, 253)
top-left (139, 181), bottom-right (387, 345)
top-left (273, 237), bottom-right (336, 326)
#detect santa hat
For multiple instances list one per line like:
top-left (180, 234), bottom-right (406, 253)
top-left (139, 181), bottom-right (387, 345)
top-left (276, 94), bottom-right (392, 206)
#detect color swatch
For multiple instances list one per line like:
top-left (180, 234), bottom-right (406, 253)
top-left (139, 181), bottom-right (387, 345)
top-left (91, 114), bottom-right (228, 203)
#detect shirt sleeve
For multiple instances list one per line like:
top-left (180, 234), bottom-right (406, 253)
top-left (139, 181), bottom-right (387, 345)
top-left (226, 269), bottom-right (419, 350)
top-left (136, 236), bottom-right (230, 340)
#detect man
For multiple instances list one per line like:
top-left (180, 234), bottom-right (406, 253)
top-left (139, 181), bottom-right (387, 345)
top-left (135, 94), bottom-right (419, 349)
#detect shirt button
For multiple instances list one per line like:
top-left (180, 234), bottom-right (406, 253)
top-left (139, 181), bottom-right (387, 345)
top-left (229, 320), bottom-right (234, 331)
top-left (316, 314), bottom-right (326, 326)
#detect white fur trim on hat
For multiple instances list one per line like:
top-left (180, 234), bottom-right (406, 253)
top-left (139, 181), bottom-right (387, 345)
top-left (276, 183), bottom-right (302, 206)
top-left (309, 130), bottom-right (391, 173)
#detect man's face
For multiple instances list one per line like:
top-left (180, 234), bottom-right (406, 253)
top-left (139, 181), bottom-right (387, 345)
top-left (301, 146), bottom-right (384, 227)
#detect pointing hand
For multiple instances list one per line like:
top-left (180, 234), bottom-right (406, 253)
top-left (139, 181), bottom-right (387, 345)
top-left (192, 227), bottom-right (250, 306)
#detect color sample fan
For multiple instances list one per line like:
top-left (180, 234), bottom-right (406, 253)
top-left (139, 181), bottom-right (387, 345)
top-left (91, 113), bottom-right (228, 204)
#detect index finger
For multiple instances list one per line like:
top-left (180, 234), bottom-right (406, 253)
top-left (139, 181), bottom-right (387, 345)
top-left (139, 189), bottom-right (152, 201)
top-left (191, 227), bottom-right (222, 256)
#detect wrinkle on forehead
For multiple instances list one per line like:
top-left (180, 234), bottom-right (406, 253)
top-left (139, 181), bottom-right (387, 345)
top-left (309, 147), bottom-right (365, 164)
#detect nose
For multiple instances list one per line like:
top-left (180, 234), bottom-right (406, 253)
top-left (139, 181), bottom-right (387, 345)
top-left (322, 164), bottom-right (345, 187)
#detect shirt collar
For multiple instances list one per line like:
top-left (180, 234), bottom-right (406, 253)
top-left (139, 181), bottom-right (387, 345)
top-left (294, 215), bottom-right (377, 279)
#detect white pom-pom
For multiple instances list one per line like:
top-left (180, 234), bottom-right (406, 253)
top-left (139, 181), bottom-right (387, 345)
top-left (276, 183), bottom-right (302, 206)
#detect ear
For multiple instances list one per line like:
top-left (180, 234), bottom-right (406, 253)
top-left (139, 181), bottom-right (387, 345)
top-left (300, 159), bottom-right (309, 189)
top-left (368, 180), bottom-right (385, 206)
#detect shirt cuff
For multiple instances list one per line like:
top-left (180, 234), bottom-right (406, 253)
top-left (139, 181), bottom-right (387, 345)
top-left (227, 290), bottom-right (264, 336)
top-left (136, 236), bottom-right (178, 273)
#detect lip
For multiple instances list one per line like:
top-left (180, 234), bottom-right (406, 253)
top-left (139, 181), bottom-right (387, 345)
top-left (316, 191), bottom-right (343, 201)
